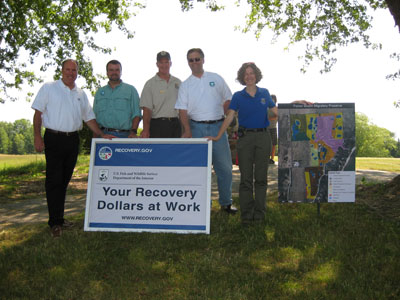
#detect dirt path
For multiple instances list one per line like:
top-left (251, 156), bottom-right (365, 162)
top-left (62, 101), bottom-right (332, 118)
top-left (1, 165), bottom-right (398, 229)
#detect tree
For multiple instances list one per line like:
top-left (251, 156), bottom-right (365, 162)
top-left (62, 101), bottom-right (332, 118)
top-left (355, 112), bottom-right (396, 157)
top-left (12, 133), bottom-right (26, 154)
top-left (390, 139), bottom-right (400, 158)
top-left (180, 0), bottom-right (399, 74)
top-left (0, 0), bottom-right (144, 103)
top-left (0, 126), bottom-right (10, 154)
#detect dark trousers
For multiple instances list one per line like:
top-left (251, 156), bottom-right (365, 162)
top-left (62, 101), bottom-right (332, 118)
top-left (237, 130), bottom-right (271, 222)
top-left (44, 130), bottom-right (79, 227)
top-left (150, 118), bottom-right (181, 138)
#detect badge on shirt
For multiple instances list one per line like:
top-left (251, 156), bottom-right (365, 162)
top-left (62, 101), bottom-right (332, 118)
top-left (209, 81), bottom-right (215, 87)
top-left (101, 91), bottom-right (105, 96)
top-left (261, 98), bottom-right (266, 105)
top-left (175, 83), bottom-right (180, 89)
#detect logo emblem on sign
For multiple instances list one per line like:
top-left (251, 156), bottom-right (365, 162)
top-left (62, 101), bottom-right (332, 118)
top-left (99, 146), bottom-right (113, 160)
top-left (99, 169), bottom-right (108, 181)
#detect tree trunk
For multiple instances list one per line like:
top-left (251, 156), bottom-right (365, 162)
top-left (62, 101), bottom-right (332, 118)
top-left (386, 0), bottom-right (400, 32)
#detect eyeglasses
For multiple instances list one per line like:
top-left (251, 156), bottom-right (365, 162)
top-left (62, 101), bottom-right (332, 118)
top-left (188, 57), bottom-right (201, 63)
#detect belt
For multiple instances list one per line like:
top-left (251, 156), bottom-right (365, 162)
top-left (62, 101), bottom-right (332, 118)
top-left (239, 127), bottom-right (267, 132)
top-left (46, 128), bottom-right (78, 136)
top-left (100, 127), bottom-right (130, 133)
top-left (151, 117), bottom-right (179, 121)
top-left (191, 118), bottom-right (224, 124)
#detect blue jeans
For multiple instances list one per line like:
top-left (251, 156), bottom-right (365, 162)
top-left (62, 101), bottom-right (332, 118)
top-left (103, 130), bottom-right (130, 138)
top-left (190, 120), bottom-right (233, 206)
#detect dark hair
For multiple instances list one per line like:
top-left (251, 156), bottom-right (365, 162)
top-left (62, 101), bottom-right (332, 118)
top-left (187, 48), bottom-right (204, 60)
top-left (236, 62), bottom-right (262, 85)
top-left (106, 60), bottom-right (122, 71)
top-left (62, 59), bottom-right (79, 71)
top-left (271, 94), bottom-right (277, 103)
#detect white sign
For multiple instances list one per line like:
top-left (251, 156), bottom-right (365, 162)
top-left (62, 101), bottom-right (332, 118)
top-left (328, 171), bottom-right (355, 202)
top-left (84, 138), bottom-right (212, 234)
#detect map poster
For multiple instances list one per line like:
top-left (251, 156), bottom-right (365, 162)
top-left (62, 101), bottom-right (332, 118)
top-left (278, 103), bottom-right (356, 203)
top-left (84, 138), bottom-right (212, 234)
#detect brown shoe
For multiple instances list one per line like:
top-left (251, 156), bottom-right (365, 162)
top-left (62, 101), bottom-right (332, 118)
top-left (51, 225), bottom-right (62, 238)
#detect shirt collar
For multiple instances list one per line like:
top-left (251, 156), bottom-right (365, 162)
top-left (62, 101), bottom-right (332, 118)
top-left (58, 79), bottom-right (77, 91)
top-left (107, 80), bottom-right (123, 89)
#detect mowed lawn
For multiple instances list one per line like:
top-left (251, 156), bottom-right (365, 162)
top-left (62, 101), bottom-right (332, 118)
top-left (1, 154), bottom-right (400, 172)
top-left (356, 157), bottom-right (400, 173)
top-left (0, 155), bottom-right (399, 299)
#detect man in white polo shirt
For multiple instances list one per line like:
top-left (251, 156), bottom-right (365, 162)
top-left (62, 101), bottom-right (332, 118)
top-left (32, 59), bottom-right (114, 237)
top-left (175, 48), bottom-right (237, 214)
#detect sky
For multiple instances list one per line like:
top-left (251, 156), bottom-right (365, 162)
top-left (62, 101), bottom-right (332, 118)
top-left (1, 0), bottom-right (399, 138)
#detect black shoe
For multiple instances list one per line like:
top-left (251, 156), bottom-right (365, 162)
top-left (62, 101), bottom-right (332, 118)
top-left (269, 159), bottom-right (275, 165)
top-left (221, 204), bottom-right (238, 215)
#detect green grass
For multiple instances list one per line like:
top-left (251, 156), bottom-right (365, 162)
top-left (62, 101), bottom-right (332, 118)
top-left (0, 155), bottom-right (399, 299)
top-left (1, 195), bottom-right (399, 299)
top-left (0, 154), bottom-right (45, 169)
top-left (356, 157), bottom-right (400, 173)
top-left (0, 155), bottom-right (90, 202)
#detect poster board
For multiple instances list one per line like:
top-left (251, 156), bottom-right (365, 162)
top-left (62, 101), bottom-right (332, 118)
top-left (84, 138), bottom-right (212, 234)
top-left (278, 103), bottom-right (356, 203)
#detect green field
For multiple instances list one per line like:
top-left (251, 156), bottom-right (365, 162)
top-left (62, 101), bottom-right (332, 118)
top-left (2, 155), bottom-right (400, 172)
top-left (356, 157), bottom-right (400, 173)
top-left (0, 154), bottom-right (45, 169)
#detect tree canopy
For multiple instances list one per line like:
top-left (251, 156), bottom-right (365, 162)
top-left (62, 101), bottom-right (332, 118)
top-left (1, 0), bottom-right (399, 103)
top-left (181, 0), bottom-right (398, 73)
top-left (355, 112), bottom-right (398, 157)
top-left (0, 0), bottom-right (144, 103)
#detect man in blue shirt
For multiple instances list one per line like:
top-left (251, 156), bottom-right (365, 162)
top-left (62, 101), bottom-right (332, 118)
top-left (94, 60), bottom-right (141, 138)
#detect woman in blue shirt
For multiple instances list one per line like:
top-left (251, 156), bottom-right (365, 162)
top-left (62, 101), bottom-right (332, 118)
top-left (208, 62), bottom-right (277, 225)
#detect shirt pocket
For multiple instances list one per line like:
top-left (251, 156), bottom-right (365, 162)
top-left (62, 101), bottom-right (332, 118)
top-left (114, 93), bottom-right (132, 125)
top-left (114, 92), bottom-right (131, 111)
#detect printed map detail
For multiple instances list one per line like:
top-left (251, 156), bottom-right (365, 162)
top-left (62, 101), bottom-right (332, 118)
top-left (292, 113), bottom-right (344, 167)
top-left (278, 104), bottom-right (356, 203)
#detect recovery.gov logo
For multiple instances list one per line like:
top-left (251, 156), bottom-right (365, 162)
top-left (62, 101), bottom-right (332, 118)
top-left (98, 146), bottom-right (113, 160)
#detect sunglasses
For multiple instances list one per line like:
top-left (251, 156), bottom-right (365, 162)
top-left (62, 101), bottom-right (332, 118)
top-left (188, 57), bottom-right (202, 63)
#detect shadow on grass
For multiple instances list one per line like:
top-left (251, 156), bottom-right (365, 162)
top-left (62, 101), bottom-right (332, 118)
top-left (1, 193), bottom-right (400, 300)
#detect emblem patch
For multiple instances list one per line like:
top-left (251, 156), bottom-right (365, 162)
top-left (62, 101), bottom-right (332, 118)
top-left (99, 146), bottom-right (113, 160)
top-left (99, 169), bottom-right (109, 182)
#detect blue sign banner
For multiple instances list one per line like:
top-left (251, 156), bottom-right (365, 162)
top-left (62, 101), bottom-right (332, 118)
top-left (95, 143), bottom-right (208, 167)
top-left (84, 139), bottom-right (212, 234)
